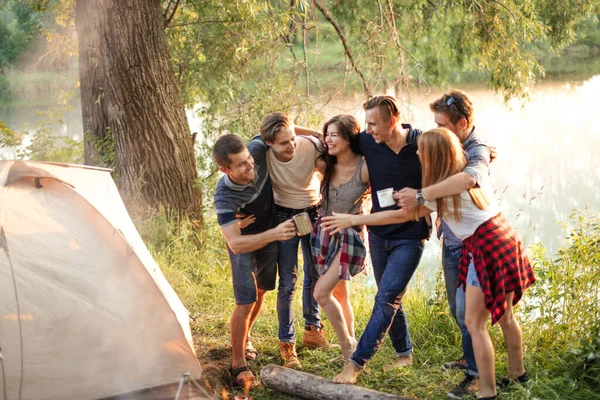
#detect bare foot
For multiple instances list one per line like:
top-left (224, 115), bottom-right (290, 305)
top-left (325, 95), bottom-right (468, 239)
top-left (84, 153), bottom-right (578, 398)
top-left (383, 354), bottom-right (413, 371)
top-left (341, 337), bottom-right (358, 359)
top-left (331, 361), bottom-right (361, 384)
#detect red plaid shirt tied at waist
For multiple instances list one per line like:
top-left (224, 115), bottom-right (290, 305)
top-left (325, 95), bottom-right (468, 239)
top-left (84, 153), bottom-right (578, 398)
top-left (459, 213), bottom-right (536, 325)
top-left (310, 222), bottom-right (367, 281)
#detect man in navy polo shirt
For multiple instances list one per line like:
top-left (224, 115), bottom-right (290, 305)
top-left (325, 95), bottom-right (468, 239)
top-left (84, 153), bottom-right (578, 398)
top-left (330, 95), bottom-right (430, 384)
top-left (213, 133), bottom-right (296, 388)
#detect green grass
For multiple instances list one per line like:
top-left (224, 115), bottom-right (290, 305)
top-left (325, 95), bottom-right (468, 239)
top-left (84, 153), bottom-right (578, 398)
top-left (137, 209), bottom-right (600, 399)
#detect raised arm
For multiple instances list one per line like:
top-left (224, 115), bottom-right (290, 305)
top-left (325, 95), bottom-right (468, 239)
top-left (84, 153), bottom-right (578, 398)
top-left (321, 206), bottom-right (432, 234)
top-left (220, 219), bottom-right (296, 254)
top-left (295, 125), bottom-right (323, 144)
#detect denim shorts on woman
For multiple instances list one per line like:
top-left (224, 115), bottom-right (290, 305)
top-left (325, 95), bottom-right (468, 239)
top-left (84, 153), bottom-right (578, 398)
top-left (466, 255), bottom-right (481, 288)
top-left (227, 241), bottom-right (278, 305)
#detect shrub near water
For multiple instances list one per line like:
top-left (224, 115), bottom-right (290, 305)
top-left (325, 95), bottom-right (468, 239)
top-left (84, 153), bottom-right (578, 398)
top-left (143, 209), bottom-right (600, 399)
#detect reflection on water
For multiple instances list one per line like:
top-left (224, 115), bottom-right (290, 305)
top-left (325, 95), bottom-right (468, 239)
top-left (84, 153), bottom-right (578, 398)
top-left (322, 76), bottom-right (600, 283)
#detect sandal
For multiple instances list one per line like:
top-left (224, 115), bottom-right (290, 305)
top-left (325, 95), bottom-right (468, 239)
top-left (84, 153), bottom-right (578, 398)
top-left (245, 338), bottom-right (258, 361)
top-left (229, 365), bottom-right (261, 389)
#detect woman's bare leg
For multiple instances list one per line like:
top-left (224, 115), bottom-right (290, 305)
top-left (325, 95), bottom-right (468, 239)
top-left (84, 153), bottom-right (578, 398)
top-left (314, 252), bottom-right (355, 354)
top-left (333, 278), bottom-right (355, 339)
top-left (498, 292), bottom-right (526, 379)
top-left (465, 284), bottom-right (497, 398)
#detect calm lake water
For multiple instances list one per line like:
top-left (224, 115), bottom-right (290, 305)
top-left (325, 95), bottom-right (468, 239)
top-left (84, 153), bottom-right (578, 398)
top-left (2, 76), bottom-right (599, 284)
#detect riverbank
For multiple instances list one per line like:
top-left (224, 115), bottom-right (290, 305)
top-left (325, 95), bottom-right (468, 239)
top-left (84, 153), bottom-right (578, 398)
top-left (140, 209), bottom-right (600, 399)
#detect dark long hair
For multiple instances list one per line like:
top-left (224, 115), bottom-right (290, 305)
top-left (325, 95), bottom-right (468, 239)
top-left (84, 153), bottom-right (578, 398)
top-left (319, 115), bottom-right (361, 209)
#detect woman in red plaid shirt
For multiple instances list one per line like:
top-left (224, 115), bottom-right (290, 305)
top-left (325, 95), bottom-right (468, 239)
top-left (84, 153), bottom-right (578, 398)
top-left (323, 128), bottom-right (535, 399)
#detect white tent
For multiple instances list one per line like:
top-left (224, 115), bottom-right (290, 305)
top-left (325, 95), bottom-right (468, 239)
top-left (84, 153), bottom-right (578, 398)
top-left (0, 161), bottom-right (204, 399)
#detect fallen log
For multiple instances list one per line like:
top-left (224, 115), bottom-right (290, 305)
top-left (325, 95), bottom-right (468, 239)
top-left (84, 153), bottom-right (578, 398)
top-left (260, 364), bottom-right (414, 400)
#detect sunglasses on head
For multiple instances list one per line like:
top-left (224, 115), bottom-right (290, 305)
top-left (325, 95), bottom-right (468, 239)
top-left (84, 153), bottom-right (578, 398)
top-left (446, 96), bottom-right (468, 121)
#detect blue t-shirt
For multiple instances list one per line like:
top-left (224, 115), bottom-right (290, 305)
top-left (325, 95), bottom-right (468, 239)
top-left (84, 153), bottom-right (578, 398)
top-left (213, 136), bottom-right (275, 235)
top-left (359, 124), bottom-right (430, 240)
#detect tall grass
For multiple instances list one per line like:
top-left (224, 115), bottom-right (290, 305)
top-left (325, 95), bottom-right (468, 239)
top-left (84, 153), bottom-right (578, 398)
top-left (139, 209), bottom-right (600, 399)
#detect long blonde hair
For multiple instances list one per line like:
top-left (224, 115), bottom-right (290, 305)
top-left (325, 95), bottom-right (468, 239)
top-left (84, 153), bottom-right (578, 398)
top-left (418, 128), bottom-right (489, 221)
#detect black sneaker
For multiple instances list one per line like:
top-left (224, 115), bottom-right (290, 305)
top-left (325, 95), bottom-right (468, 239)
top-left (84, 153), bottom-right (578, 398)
top-left (499, 371), bottom-right (529, 387)
top-left (447, 373), bottom-right (479, 399)
top-left (442, 358), bottom-right (468, 371)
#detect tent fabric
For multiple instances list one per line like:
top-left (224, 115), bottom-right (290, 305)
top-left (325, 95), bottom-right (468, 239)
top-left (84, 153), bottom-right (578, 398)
top-left (0, 161), bottom-right (202, 400)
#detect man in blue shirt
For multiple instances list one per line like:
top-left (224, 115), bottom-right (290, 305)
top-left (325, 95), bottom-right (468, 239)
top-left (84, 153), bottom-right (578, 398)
top-left (213, 133), bottom-right (296, 388)
top-left (396, 89), bottom-right (495, 399)
top-left (332, 95), bottom-right (430, 384)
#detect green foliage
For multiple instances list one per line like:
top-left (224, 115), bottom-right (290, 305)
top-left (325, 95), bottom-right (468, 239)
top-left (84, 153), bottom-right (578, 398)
top-left (576, 14), bottom-right (600, 47)
top-left (0, 0), bottom-right (41, 72)
top-left (520, 207), bottom-right (600, 395)
top-left (84, 126), bottom-right (116, 169)
top-left (0, 119), bottom-right (22, 147)
top-left (18, 122), bottom-right (83, 163)
top-left (0, 97), bottom-right (83, 163)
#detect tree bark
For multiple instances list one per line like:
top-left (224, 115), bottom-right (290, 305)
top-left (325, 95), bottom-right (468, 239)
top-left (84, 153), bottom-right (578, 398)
top-left (76, 0), bottom-right (110, 166)
top-left (260, 364), bottom-right (415, 400)
top-left (75, 0), bottom-right (202, 220)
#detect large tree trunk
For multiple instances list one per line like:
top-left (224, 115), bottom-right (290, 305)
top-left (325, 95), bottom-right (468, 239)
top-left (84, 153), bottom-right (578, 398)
top-left (76, 0), bottom-right (110, 167)
top-left (75, 0), bottom-right (202, 220)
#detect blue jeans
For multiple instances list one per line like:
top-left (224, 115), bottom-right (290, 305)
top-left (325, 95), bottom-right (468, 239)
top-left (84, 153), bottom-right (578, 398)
top-left (351, 233), bottom-right (424, 368)
top-left (442, 243), bottom-right (478, 376)
top-left (276, 208), bottom-right (321, 343)
top-left (227, 241), bottom-right (278, 305)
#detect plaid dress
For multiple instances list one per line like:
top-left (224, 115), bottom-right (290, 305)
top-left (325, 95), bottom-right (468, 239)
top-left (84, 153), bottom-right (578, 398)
top-left (310, 223), bottom-right (367, 280)
top-left (459, 213), bottom-right (536, 325)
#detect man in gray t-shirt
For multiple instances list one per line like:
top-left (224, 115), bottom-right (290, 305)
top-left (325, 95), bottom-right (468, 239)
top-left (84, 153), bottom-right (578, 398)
top-left (212, 134), bottom-right (296, 388)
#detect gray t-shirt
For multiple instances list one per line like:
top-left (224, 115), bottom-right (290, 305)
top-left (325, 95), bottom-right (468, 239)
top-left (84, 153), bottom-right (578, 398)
top-left (213, 136), bottom-right (275, 235)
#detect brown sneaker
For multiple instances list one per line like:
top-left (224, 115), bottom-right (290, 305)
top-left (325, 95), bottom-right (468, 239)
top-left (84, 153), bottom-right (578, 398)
top-left (301, 324), bottom-right (330, 349)
top-left (279, 341), bottom-right (301, 369)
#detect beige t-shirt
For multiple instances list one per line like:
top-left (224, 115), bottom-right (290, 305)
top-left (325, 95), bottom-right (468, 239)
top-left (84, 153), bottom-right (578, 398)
top-left (267, 136), bottom-right (323, 209)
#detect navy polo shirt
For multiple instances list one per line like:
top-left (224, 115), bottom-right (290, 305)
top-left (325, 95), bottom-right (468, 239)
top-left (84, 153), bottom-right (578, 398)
top-left (213, 136), bottom-right (275, 235)
top-left (359, 124), bottom-right (430, 240)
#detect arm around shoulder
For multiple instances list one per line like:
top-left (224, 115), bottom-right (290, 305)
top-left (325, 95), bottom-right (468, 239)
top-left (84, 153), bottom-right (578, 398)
top-left (295, 125), bottom-right (323, 144)
top-left (422, 171), bottom-right (476, 201)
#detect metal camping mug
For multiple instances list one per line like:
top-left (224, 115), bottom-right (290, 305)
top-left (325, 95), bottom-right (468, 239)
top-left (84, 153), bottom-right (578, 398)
top-left (292, 212), bottom-right (313, 236)
top-left (376, 187), bottom-right (396, 208)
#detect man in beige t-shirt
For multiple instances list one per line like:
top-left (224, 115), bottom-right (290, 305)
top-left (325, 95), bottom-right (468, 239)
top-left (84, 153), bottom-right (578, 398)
top-left (260, 112), bottom-right (329, 369)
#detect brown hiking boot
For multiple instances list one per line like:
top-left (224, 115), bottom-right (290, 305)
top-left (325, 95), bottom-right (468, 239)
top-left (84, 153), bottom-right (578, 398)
top-left (301, 324), bottom-right (330, 349)
top-left (279, 341), bottom-right (301, 369)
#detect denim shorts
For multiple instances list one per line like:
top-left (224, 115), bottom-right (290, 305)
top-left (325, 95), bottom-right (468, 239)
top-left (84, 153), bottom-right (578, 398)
top-left (227, 241), bottom-right (278, 305)
top-left (466, 257), bottom-right (481, 288)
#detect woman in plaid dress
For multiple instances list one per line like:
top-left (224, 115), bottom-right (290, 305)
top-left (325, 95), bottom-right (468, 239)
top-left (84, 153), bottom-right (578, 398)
top-left (322, 128), bottom-right (535, 399)
top-left (311, 115), bottom-right (370, 362)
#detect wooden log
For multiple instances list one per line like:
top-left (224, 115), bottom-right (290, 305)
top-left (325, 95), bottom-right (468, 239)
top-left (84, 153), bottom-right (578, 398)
top-left (260, 364), bottom-right (414, 400)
